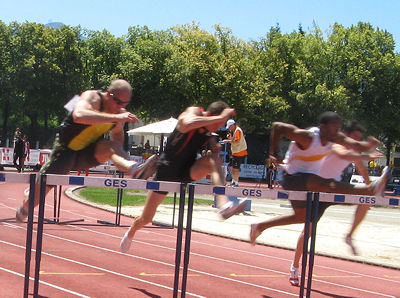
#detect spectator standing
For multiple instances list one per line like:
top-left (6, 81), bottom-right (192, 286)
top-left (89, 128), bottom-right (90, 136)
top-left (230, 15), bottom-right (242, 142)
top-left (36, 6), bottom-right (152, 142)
top-left (144, 140), bottom-right (151, 152)
top-left (13, 131), bottom-right (24, 172)
top-left (223, 119), bottom-right (248, 187)
top-left (13, 128), bottom-right (21, 146)
top-left (21, 135), bottom-right (30, 172)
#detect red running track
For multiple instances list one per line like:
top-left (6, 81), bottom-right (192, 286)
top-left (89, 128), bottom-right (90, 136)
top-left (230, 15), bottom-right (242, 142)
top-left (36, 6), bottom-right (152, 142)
top-left (1, 179), bottom-right (399, 297)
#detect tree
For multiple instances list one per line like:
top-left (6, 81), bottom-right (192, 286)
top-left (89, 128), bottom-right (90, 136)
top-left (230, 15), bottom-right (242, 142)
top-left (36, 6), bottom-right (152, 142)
top-left (83, 29), bottom-right (125, 89)
top-left (0, 21), bottom-right (13, 145)
top-left (328, 22), bottom-right (400, 162)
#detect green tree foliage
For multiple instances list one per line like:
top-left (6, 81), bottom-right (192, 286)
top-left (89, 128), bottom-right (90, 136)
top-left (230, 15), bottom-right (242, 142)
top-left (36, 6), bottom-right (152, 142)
top-left (328, 22), bottom-right (400, 160)
top-left (83, 29), bottom-right (125, 89)
top-left (0, 21), bottom-right (13, 143)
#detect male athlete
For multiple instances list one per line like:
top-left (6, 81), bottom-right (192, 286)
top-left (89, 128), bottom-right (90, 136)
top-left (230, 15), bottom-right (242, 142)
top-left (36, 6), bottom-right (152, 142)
top-left (250, 112), bottom-right (389, 246)
top-left (288, 120), bottom-right (384, 286)
top-left (16, 79), bottom-right (144, 221)
top-left (120, 101), bottom-right (248, 252)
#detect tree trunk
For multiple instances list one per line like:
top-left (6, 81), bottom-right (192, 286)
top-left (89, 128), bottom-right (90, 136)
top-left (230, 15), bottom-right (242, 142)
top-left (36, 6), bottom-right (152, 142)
top-left (27, 112), bottom-right (38, 147)
top-left (385, 137), bottom-right (392, 166)
top-left (1, 99), bottom-right (10, 146)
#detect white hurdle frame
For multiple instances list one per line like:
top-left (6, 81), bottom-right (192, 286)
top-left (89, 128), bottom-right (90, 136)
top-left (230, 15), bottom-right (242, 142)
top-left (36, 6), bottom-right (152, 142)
top-left (3, 173), bottom-right (188, 298)
top-left (189, 183), bottom-right (399, 298)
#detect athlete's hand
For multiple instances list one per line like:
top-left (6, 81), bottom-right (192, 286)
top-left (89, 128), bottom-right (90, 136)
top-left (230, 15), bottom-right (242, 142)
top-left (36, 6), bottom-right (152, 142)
top-left (220, 108), bottom-right (236, 120)
top-left (116, 111), bottom-right (139, 123)
top-left (366, 136), bottom-right (380, 149)
top-left (369, 151), bottom-right (384, 159)
top-left (268, 155), bottom-right (281, 167)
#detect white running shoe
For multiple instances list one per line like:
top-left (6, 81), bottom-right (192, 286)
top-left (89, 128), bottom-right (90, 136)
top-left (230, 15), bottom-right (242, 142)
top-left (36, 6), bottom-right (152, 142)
top-left (372, 166), bottom-right (391, 197)
top-left (289, 264), bottom-right (299, 286)
top-left (16, 207), bottom-right (28, 223)
top-left (132, 154), bottom-right (159, 180)
top-left (120, 230), bottom-right (133, 252)
top-left (218, 200), bottom-right (247, 220)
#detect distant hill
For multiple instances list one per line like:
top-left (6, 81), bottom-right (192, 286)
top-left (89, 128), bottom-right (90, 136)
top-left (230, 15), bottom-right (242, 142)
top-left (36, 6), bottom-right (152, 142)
top-left (45, 22), bottom-right (64, 29)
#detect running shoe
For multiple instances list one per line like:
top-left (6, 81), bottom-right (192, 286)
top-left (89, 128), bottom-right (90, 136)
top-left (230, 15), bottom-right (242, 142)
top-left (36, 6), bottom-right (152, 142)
top-left (16, 207), bottom-right (28, 223)
top-left (132, 154), bottom-right (159, 180)
top-left (345, 235), bottom-right (359, 255)
top-left (227, 181), bottom-right (239, 187)
top-left (372, 166), bottom-right (391, 197)
top-left (120, 230), bottom-right (133, 252)
top-left (218, 200), bottom-right (247, 220)
top-left (289, 264), bottom-right (299, 286)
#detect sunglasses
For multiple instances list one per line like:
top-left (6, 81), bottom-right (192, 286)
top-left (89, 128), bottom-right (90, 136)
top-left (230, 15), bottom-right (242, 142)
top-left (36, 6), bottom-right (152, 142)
top-left (110, 93), bottom-right (130, 106)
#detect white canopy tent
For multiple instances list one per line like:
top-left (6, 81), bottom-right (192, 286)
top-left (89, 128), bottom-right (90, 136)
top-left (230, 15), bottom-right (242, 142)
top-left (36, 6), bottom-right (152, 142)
top-left (127, 117), bottom-right (178, 152)
top-left (127, 117), bottom-right (178, 136)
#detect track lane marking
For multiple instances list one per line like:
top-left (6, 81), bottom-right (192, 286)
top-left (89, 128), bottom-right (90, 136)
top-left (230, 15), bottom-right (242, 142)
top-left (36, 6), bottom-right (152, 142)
top-left (0, 266), bottom-right (90, 297)
top-left (140, 272), bottom-right (201, 277)
top-left (40, 270), bottom-right (105, 276)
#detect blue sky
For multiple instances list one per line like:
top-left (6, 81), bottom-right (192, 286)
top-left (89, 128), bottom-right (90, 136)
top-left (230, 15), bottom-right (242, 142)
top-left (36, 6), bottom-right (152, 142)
top-left (1, 0), bottom-right (400, 52)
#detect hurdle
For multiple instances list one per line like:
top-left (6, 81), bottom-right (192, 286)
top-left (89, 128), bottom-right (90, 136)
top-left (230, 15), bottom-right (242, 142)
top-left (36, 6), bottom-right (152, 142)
top-left (189, 183), bottom-right (399, 298)
top-left (9, 170), bottom-right (398, 297)
top-left (0, 173), bottom-right (37, 298)
top-left (190, 183), bottom-right (316, 296)
top-left (24, 173), bottom-right (192, 298)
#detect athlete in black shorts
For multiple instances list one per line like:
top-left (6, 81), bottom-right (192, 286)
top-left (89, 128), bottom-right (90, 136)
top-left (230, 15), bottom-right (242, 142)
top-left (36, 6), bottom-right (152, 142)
top-left (120, 101), bottom-right (248, 252)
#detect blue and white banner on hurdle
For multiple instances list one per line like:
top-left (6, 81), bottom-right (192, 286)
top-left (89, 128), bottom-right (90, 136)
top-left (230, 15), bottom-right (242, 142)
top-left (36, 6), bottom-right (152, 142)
top-left (45, 174), bottom-right (182, 193)
top-left (318, 192), bottom-right (399, 207)
top-left (194, 184), bottom-right (309, 201)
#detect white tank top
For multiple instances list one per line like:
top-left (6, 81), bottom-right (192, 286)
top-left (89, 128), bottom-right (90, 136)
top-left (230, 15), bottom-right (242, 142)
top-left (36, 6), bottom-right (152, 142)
top-left (231, 126), bottom-right (247, 154)
top-left (318, 147), bottom-right (353, 181)
top-left (284, 127), bottom-right (332, 175)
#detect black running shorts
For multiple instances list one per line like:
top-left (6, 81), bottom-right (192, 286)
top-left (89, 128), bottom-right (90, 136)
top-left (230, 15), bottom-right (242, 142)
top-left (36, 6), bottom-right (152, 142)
top-left (39, 138), bottom-right (100, 175)
top-left (281, 171), bottom-right (333, 219)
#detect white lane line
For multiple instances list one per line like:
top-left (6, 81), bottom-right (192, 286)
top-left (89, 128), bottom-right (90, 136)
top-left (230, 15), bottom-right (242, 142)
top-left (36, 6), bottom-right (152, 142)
top-left (0, 266), bottom-right (90, 298)
top-left (0, 201), bottom-right (102, 222)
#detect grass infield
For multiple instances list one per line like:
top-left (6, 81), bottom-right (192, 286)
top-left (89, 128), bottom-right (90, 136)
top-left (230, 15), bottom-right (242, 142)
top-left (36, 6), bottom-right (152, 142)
top-left (78, 187), bottom-right (213, 207)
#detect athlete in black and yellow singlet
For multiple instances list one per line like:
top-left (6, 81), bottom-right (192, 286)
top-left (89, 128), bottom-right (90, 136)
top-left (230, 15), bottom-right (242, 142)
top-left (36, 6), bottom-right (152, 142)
top-left (16, 79), bottom-right (140, 223)
top-left (40, 91), bottom-right (115, 174)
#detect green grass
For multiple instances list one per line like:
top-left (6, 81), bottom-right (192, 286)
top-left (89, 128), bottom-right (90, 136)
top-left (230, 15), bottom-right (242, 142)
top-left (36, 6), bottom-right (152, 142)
top-left (78, 187), bottom-right (213, 207)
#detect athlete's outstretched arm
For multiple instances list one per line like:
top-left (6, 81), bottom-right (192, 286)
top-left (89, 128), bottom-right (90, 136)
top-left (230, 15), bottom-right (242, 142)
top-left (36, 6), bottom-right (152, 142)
top-left (334, 133), bottom-right (380, 152)
top-left (269, 122), bottom-right (313, 165)
top-left (331, 144), bottom-right (383, 162)
top-left (177, 106), bottom-right (235, 133)
top-left (73, 91), bottom-right (138, 125)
